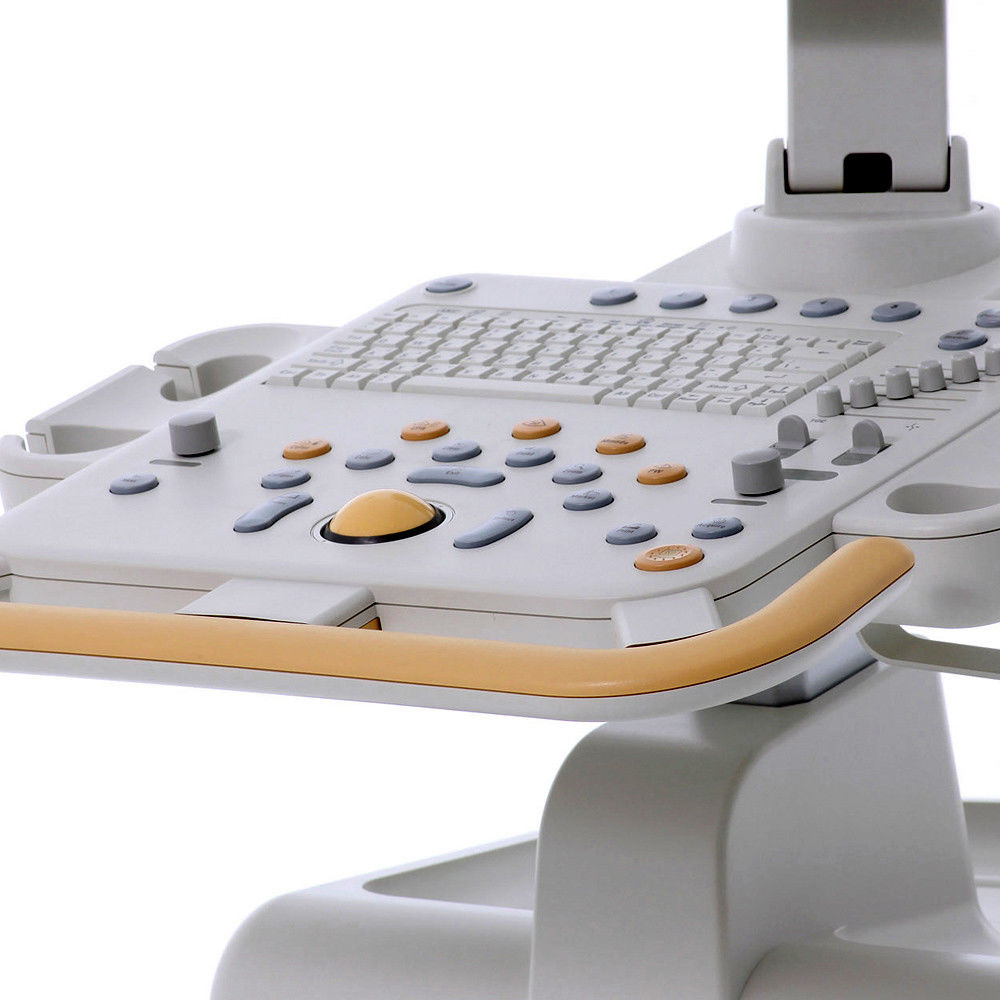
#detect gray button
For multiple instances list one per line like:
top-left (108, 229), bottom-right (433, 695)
top-left (426, 276), bottom-right (473, 294)
top-left (261, 468), bottom-right (312, 489)
top-left (109, 473), bottom-right (159, 496)
top-left (563, 489), bottom-right (614, 511)
top-left (345, 448), bottom-right (395, 470)
top-left (852, 419), bottom-right (886, 456)
top-left (552, 463), bottom-right (603, 485)
top-left (453, 509), bottom-right (533, 549)
top-left (407, 466), bottom-right (505, 488)
top-left (432, 440), bottom-right (482, 462)
top-left (730, 293), bottom-right (778, 314)
top-left (986, 347), bottom-right (1000, 376)
top-left (606, 522), bottom-right (657, 545)
top-left (169, 411), bottom-right (221, 457)
top-left (732, 448), bottom-right (784, 496)
top-left (800, 297), bottom-right (849, 318)
top-left (938, 329), bottom-right (988, 351)
top-left (692, 516), bottom-right (744, 540)
top-left (776, 414), bottom-right (812, 452)
top-left (590, 286), bottom-right (637, 307)
top-left (872, 301), bottom-right (921, 322)
top-left (506, 445), bottom-right (555, 468)
top-left (815, 385), bottom-right (845, 417)
top-left (976, 309), bottom-right (1000, 329)
top-left (659, 290), bottom-right (707, 310)
top-left (848, 376), bottom-right (878, 409)
top-left (884, 367), bottom-right (914, 399)
top-left (234, 492), bottom-right (313, 533)
top-left (918, 360), bottom-right (946, 392)
top-left (950, 352), bottom-right (980, 384)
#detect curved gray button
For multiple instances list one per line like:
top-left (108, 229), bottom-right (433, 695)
top-left (346, 448), bottom-right (395, 470)
top-left (426, 276), bottom-right (473, 294)
top-left (552, 463), bottom-right (603, 485)
top-left (730, 293), bottom-right (777, 314)
top-left (606, 522), bottom-right (657, 545)
top-left (261, 468), bottom-right (311, 489)
top-left (234, 492), bottom-right (313, 533)
top-left (692, 516), bottom-right (744, 540)
top-left (659, 290), bottom-right (707, 310)
top-left (976, 309), bottom-right (1000, 329)
top-left (938, 329), bottom-right (988, 351)
top-left (506, 445), bottom-right (555, 468)
top-left (800, 297), bottom-right (849, 318)
top-left (110, 473), bottom-right (159, 496)
top-left (407, 466), bottom-right (505, 488)
top-left (453, 509), bottom-right (533, 549)
top-left (563, 489), bottom-right (614, 511)
top-left (432, 440), bottom-right (482, 462)
top-left (590, 286), bottom-right (637, 307)
top-left (872, 301), bottom-right (921, 322)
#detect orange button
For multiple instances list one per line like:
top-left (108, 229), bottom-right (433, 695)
top-left (512, 418), bottom-right (561, 440)
top-left (637, 463), bottom-right (688, 485)
top-left (634, 544), bottom-right (704, 572)
top-left (596, 433), bottom-right (646, 455)
top-left (401, 420), bottom-right (450, 442)
top-left (282, 438), bottom-right (332, 460)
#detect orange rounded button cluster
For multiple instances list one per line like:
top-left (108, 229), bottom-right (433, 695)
top-left (283, 438), bottom-right (332, 460)
top-left (634, 544), bottom-right (704, 572)
top-left (512, 418), bottom-right (561, 440)
top-left (401, 420), bottom-right (450, 442)
top-left (637, 463), bottom-right (688, 485)
top-left (596, 433), bottom-right (646, 455)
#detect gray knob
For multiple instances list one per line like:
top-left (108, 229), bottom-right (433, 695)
top-left (848, 376), bottom-right (878, 409)
top-left (732, 448), bottom-right (784, 496)
top-left (917, 360), bottom-right (946, 392)
top-left (776, 414), bottom-right (812, 452)
top-left (815, 385), bottom-right (845, 417)
top-left (852, 419), bottom-right (887, 457)
top-left (985, 346), bottom-right (1000, 376)
top-left (169, 411), bottom-right (221, 456)
top-left (884, 366), bottom-right (914, 400)
top-left (950, 351), bottom-right (980, 384)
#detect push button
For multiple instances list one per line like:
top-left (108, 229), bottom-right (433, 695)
top-left (552, 463), bottom-right (602, 485)
top-left (563, 489), bottom-right (614, 511)
top-left (261, 469), bottom-right (311, 489)
top-left (872, 301), bottom-right (920, 322)
top-left (426, 276), bottom-right (473, 294)
top-left (800, 297), bottom-right (849, 318)
top-left (659, 289), bottom-right (707, 310)
top-left (109, 473), bottom-right (159, 496)
top-left (453, 509), bottom-right (533, 549)
top-left (634, 544), bottom-right (704, 572)
top-left (323, 489), bottom-right (443, 543)
top-left (401, 420), bottom-right (450, 442)
top-left (692, 517), bottom-right (744, 539)
top-left (976, 308), bottom-right (1000, 329)
top-left (432, 440), bottom-right (481, 462)
top-left (283, 438), bottom-right (332, 460)
top-left (590, 286), bottom-right (638, 306)
top-left (730, 293), bottom-right (777, 314)
top-left (506, 445), bottom-right (555, 468)
top-left (345, 448), bottom-right (395, 470)
top-left (938, 329), bottom-right (987, 351)
top-left (512, 418), bottom-right (561, 440)
top-left (636, 463), bottom-right (687, 485)
top-left (234, 493), bottom-right (313, 533)
top-left (606, 522), bottom-right (657, 545)
top-left (407, 466), bottom-right (505, 488)
top-left (596, 433), bottom-right (645, 455)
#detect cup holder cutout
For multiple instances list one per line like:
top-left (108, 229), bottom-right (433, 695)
top-left (160, 354), bottom-right (272, 401)
top-left (886, 482), bottom-right (1000, 515)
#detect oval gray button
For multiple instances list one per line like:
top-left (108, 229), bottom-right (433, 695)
top-left (506, 445), bottom-right (555, 468)
top-left (407, 466), bottom-right (505, 488)
top-left (606, 522), bottom-right (657, 545)
top-left (590, 286), bottom-right (637, 307)
top-left (872, 301), bottom-right (920, 322)
top-left (432, 440), bottom-right (482, 462)
top-left (453, 509), bottom-right (534, 549)
top-left (659, 290), bottom-right (707, 310)
top-left (110, 473), bottom-right (159, 496)
top-left (976, 308), bottom-right (1000, 329)
top-left (426, 276), bottom-right (473, 294)
top-left (692, 517), bottom-right (744, 539)
top-left (563, 489), bottom-right (614, 511)
top-left (552, 463), bottom-right (603, 485)
top-left (938, 329), bottom-right (988, 351)
top-left (261, 468), bottom-right (311, 489)
top-left (345, 448), bottom-right (395, 470)
top-left (234, 493), bottom-right (313, 533)
top-left (730, 293), bottom-right (777, 314)
top-left (800, 297), bottom-right (849, 318)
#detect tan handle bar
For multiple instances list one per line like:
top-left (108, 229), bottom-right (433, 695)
top-left (0, 537), bottom-right (913, 700)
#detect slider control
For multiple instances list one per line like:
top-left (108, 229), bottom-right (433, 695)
top-left (918, 360), bottom-right (946, 392)
top-left (848, 377), bottom-right (878, 409)
top-left (815, 386), bottom-right (845, 417)
top-left (775, 415), bottom-right (812, 454)
top-left (832, 419), bottom-right (888, 466)
top-left (884, 367), bottom-right (914, 400)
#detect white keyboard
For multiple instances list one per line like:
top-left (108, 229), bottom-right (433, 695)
top-left (267, 304), bottom-right (885, 415)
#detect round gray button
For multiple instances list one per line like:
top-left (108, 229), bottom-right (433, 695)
top-left (872, 301), bottom-right (921, 322)
top-left (506, 445), bottom-right (555, 468)
top-left (692, 516), bottom-right (744, 540)
top-left (976, 309), bottom-right (1000, 329)
top-left (426, 276), bottom-right (473, 294)
top-left (730, 293), bottom-right (778, 314)
top-left (552, 463), bottom-right (602, 485)
top-left (261, 468), bottom-right (312, 489)
top-left (918, 360), bottom-right (946, 392)
top-left (590, 286), bottom-right (638, 307)
top-left (731, 448), bottom-right (784, 496)
top-left (109, 473), bottom-right (159, 496)
top-left (950, 352), bottom-right (980, 384)
top-left (938, 329), bottom-right (988, 351)
top-left (884, 367), bottom-right (914, 400)
top-left (432, 440), bottom-right (482, 462)
top-left (606, 522), bottom-right (657, 546)
top-left (563, 489), bottom-right (614, 511)
top-left (168, 411), bottom-right (220, 457)
top-left (800, 297), bottom-right (849, 318)
top-left (815, 385), bottom-right (845, 417)
top-left (659, 290), bottom-right (707, 310)
top-left (345, 448), bottom-right (395, 471)
top-left (848, 376), bottom-right (878, 409)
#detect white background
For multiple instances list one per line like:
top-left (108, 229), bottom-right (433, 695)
top-left (1, 1), bottom-right (999, 997)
